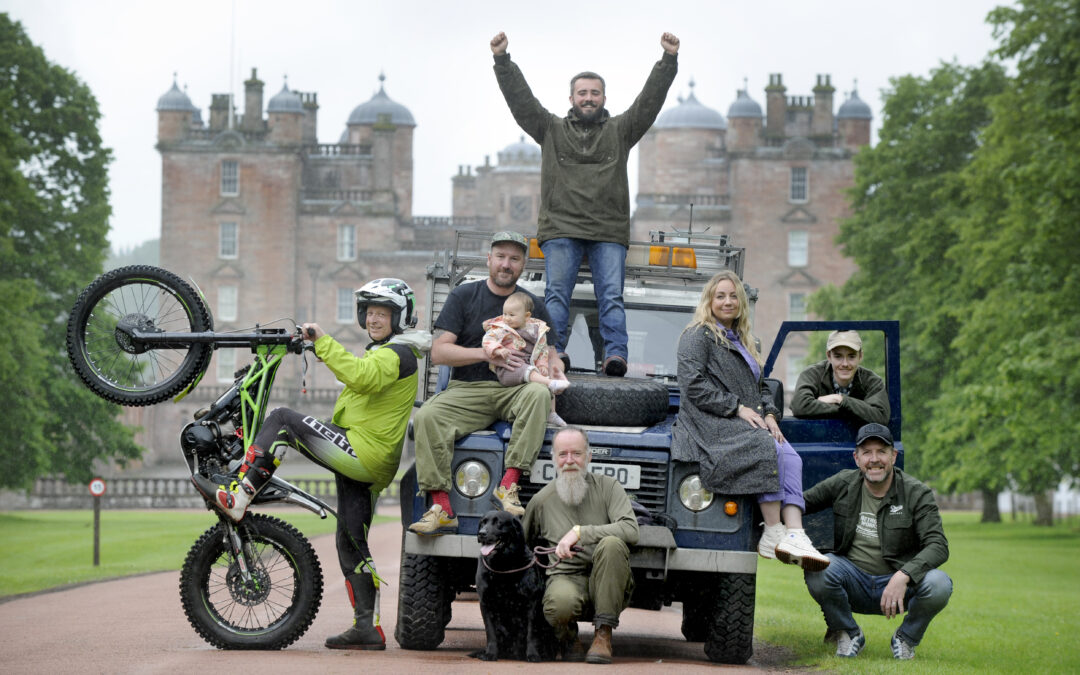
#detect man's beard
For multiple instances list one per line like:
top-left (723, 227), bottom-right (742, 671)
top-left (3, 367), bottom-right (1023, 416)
top-left (490, 268), bottom-right (517, 288)
top-left (555, 466), bottom-right (588, 505)
top-left (573, 103), bottom-right (604, 123)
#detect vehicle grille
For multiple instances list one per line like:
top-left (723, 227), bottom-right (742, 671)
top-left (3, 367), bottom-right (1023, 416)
top-left (519, 454), bottom-right (669, 513)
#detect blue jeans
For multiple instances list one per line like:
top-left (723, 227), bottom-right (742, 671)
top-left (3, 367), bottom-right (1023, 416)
top-left (541, 238), bottom-right (628, 362)
top-left (804, 554), bottom-right (952, 646)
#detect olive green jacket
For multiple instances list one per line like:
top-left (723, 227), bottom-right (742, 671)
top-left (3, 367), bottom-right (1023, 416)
top-left (804, 467), bottom-right (949, 583)
top-left (493, 51), bottom-right (677, 247)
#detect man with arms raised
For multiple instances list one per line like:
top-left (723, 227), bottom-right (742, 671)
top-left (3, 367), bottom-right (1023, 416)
top-left (802, 423), bottom-right (952, 660)
top-left (523, 426), bottom-right (638, 664)
top-left (490, 31), bottom-right (679, 376)
top-left (409, 232), bottom-right (564, 534)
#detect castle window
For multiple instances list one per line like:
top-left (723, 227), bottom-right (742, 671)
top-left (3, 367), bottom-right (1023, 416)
top-left (216, 349), bottom-right (236, 383)
top-left (217, 285), bottom-right (238, 322)
top-left (337, 288), bottom-right (353, 323)
top-left (219, 222), bottom-right (238, 259)
top-left (338, 224), bottom-right (357, 261)
top-left (221, 160), bottom-right (239, 196)
top-left (788, 230), bottom-right (809, 267)
top-left (789, 167), bottom-right (808, 203)
top-left (789, 292), bottom-right (807, 320)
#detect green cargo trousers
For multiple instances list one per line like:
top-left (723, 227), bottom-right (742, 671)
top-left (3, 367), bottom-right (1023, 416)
top-left (543, 536), bottom-right (635, 630)
top-left (413, 379), bottom-right (550, 493)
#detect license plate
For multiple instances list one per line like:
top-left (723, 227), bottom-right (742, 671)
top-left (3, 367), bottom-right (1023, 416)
top-left (529, 460), bottom-right (641, 489)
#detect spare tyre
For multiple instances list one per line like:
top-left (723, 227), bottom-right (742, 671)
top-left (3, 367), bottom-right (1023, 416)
top-left (554, 374), bottom-right (669, 427)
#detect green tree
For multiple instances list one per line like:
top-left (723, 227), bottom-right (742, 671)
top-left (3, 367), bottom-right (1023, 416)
top-left (926, 0), bottom-right (1080, 525)
top-left (0, 14), bottom-right (141, 488)
top-left (810, 60), bottom-right (1007, 492)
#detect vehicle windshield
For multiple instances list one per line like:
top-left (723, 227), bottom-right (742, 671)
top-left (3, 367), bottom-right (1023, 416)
top-left (562, 303), bottom-right (691, 378)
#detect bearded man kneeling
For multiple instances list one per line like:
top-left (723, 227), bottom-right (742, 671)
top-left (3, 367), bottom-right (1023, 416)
top-left (522, 427), bottom-right (638, 664)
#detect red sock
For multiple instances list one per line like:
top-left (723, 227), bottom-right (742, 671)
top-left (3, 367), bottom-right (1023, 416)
top-left (431, 490), bottom-right (453, 517)
top-left (501, 468), bottom-right (522, 489)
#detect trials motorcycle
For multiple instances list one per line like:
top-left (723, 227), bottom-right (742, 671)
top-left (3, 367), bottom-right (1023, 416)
top-left (67, 265), bottom-right (336, 649)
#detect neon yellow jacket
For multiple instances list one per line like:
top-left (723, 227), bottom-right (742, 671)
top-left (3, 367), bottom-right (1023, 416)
top-left (314, 333), bottom-right (425, 493)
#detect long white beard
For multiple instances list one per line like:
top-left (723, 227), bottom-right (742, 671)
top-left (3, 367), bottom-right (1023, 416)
top-left (555, 468), bottom-right (587, 505)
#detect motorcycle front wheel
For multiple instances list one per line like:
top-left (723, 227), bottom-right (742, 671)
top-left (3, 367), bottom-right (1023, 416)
top-left (179, 513), bottom-right (324, 650)
top-left (66, 265), bottom-right (213, 406)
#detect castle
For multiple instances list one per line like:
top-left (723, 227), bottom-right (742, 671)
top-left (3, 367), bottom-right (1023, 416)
top-left (141, 67), bottom-right (871, 465)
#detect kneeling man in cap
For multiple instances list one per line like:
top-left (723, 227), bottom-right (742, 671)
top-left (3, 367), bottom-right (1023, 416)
top-left (802, 423), bottom-right (952, 660)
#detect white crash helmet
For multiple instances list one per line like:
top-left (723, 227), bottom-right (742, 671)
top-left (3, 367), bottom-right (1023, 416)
top-left (355, 278), bottom-right (417, 334)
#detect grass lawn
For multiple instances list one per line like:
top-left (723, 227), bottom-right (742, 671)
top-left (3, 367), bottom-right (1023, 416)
top-left (754, 511), bottom-right (1080, 673)
top-left (0, 509), bottom-right (391, 598)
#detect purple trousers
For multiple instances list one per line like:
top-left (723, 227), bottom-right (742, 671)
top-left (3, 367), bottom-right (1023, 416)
top-left (758, 439), bottom-right (805, 510)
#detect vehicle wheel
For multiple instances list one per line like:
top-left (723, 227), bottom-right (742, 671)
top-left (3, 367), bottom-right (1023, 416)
top-left (680, 595), bottom-right (709, 642)
top-left (67, 265), bottom-right (213, 405)
top-left (179, 514), bottom-right (323, 649)
top-left (554, 374), bottom-right (668, 427)
top-left (703, 572), bottom-right (756, 664)
top-left (395, 550), bottom-right (454, 649)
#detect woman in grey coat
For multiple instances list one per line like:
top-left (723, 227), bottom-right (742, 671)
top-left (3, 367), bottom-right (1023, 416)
top-left (672, 271), bottom-right (828, 571)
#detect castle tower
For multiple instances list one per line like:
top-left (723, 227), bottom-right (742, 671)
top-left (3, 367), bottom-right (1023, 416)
top-left (726, 83), bottom-right (763, 151)
top-left (156, 75), bottom-right (194, 143)
top-left (266, 81), bottom-right (303, 144)
top-left (837, 86), bottom-right (873, 150)
top-left (344, 73), bottom-right (416, 220)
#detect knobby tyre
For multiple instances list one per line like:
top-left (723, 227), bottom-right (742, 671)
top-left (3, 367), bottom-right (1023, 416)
top-left (66, 265), bottom-right (212, 406)
top-left (179, 513), bottom-right (324, 650)
top-left (395, 549), bottom-right (454, 649)
top-left (555, 374), bottom-right (669, 427)
top-left (702, 572), bottom-right (756, 664)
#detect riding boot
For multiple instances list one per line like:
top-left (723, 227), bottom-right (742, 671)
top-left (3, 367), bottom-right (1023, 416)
top-left (325, 573), bottom-right (386, 650)
top-left (586, 624), bottom-right (613, 664)
top-left (192, 443), bottom-right (278, 522)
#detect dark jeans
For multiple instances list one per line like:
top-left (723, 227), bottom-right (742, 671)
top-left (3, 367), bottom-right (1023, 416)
top-left (804, 553), bottom-right (952, 645)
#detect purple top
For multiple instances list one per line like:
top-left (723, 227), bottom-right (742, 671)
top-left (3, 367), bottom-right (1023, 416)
top-left (722, 326), bottom-right (760, 381)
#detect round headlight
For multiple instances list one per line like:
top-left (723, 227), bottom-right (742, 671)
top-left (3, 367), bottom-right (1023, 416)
top-left (679, 474), bottom-right (714, 512)
top-left (454, 460), bottom-right (491, 498)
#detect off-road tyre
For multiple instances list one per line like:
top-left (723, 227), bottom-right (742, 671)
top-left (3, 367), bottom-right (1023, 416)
top-left (680, 595), bottom-right (710, 642)
top-left (67, 265), bottom-right (212, 405)
top-left (702, 572), bottom-right (756, 664)
top-left (395, 550), bottom-right (454, 649)
top-left (179, 513), bottom-right (323, 650)
top-left (554, 374), bottom-right (668, 427)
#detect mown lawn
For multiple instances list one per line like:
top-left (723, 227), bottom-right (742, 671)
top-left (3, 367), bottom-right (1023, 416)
top-left (754, 511), bottom-right (1080, 673)
top-left (0, 509), bottom-right (385, 597)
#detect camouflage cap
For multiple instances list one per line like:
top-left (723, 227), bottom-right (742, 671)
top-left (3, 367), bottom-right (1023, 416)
top-left (490, 231), bottom-right (529, 252)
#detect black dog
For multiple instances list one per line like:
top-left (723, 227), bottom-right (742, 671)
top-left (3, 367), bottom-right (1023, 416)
top-left (471, 509), bottom-right (556, 662)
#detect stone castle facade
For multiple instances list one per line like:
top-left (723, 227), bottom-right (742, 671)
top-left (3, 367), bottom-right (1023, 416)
top-left (142, 68), bottom-right (870, 465)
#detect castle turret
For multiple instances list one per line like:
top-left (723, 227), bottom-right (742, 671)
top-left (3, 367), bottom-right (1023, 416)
top-left (727, 86), bottom-right (762, 151)
top-left (344, 74), bottom-right (416, 219)
top-left (156, 75), bottom-right (194, 143)
top-left (266, 82), bottom-right (303, 144)
top-left (837, 86), bottom-right (872, 149)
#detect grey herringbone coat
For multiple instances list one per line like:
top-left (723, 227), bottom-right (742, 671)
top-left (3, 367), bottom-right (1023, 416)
top-left (671, 324), bottom-right (781, 495)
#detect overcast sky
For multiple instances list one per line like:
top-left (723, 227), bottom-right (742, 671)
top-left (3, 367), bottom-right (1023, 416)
top-left (6, 0), bottom-right (1007, 249)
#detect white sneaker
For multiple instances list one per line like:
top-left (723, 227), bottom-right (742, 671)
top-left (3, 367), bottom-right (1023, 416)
top-left (836, 629), bottom-right (865, 657)
top-left (757, 522), bottom-right (787, 559)
top-left (891, 630), bottom-right (916, 660)
top-left (775, 528), bottom-right (831, 571)
top-left (548, 379), bottom-right (570, 394)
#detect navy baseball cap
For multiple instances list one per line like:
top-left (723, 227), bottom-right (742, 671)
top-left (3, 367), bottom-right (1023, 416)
top-left (855, 423), bottom-right (893, 447)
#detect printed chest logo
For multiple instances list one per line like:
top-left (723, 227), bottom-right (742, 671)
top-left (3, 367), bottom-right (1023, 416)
top-left (889, 505), bottom-right (904, 515)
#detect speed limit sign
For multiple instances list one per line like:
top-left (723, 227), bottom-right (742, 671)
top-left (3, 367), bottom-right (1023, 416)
top-left (89, 478), bottom-right (107, 497)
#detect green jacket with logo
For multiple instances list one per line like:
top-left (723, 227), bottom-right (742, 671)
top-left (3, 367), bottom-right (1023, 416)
top-left (804, 467), bottom-right (949, 583)
top-left (314, 333), bottom-right (424, 493)
top-left (493, 51), bottom-right (677, 247)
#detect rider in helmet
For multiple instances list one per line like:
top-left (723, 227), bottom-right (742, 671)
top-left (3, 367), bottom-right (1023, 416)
top-left (192, 278), bottom-right (430, 651)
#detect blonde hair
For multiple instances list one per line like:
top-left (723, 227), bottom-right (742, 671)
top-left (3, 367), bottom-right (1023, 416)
top-left (685, 270), bottom-right (762, 365)
top-left (505, 291), bottom-right (533, 314)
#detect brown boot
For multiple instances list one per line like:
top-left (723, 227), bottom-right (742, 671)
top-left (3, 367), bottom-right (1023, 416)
top-left (586, 624), bottom-right (613, 664)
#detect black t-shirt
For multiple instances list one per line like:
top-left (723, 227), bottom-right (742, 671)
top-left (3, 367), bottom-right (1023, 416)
top-left (434, 280), bottom-right (553, 383)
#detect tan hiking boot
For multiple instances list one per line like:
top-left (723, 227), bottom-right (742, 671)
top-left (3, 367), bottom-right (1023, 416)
top-left (407, 504), bottom-right (458, 536)
top-left (586, 624), bottom-right (613, 664)
top-left (493, 483), bottom-right (524, 516)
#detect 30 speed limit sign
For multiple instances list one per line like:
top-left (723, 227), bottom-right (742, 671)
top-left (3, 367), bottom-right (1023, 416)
top-left (89, 478), bottom-right (107, 497)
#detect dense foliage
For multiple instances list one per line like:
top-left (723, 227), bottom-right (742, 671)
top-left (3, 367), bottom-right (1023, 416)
top-left (812, 0), bottom-right (1080, 520)
top-left (0, 14), bottom-right (141, 488)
